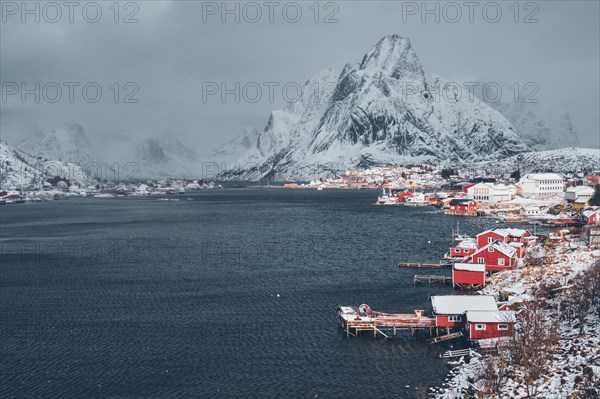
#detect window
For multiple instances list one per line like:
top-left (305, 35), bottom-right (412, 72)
top-left (475, 324), bottom-right (486, 330)
top-left (448, 315), bottom-right (461, 322)
top-left (477, 257), bottom-right (484, 264)
top-left (488, 247), bottom-right (494, 252)
top-left (499, 259), bottom-right (505, 265)
top-left (488, 237), bottom-right (493, 243)
top-left (498, 324), bottom-right (509, 330)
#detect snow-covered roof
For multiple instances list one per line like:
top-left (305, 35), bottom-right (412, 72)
top-left (479, 228), bottom-right (529, 238)
top-left (454, 263), bottom-right (486, 272)
top-left (491, 241), bottom-right (518, 258)
top-left (566, 186), bottom-right (594, 194)
top-left (522, 173), bottom-right (563, 181)
top-left (431, 295), bottom-right (497, 315)
top-left (465, 310), bottom-right (516, 323)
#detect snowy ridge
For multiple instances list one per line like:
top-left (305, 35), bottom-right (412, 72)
top-left (211, 35), bottom-right (530, 181)
top-left (15, 125), bottom-right (203, 179)
top-left (468, 147), bottom-right (600, 174)
top-left (17, 123), bottom-right (98, 164)
top-left (0, 141), bottom-right (96, 189)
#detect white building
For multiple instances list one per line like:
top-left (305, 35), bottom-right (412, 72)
top-left (565, 186), bottom-right (594, 202)
top-left (518, 173), bottom-right (564, 199)
top-left (520, 206), bottom-right (542, 217)
top-left (466, 182), bottom-right (517, 203)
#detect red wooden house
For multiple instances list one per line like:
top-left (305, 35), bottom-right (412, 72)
top-left (447, 239), bottom-right (477, 259)
top-left (476, 228), bottom-right (533, 249)
top-left (452, 263), bottom-right (486, 288)
top-left (465, 310), bottom-right (516, 340)
top-left (466, 240), bottom-right (517, 272)
top-left (396, 190), bottom-right (414, 202)
top-left (445, 199), bottom-right (477, 216)
top-left (430, 295), bottom-right (498, 329)
top-left (588, 210), bottom-right (599, 225)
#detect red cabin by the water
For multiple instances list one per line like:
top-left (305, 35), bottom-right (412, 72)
top-left (465, 310), bottom-right (516, 340)
top-left (467, 240), bottom-right (518, 272)
top-left (452, 263), bottom-right (486, 288)
top-left (430, 295), bottom-right (498, 328)
top-left (396, 190), bottom-right (414, 202)
top-left (476, 228), bottom-right (534, 249)
top-left (445, 199), bottom-right (477, 216)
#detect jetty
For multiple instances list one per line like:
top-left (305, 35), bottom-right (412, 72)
top-left (426, 331), bottom-right (463, 344)
top-left (398, 262), bottom-right (451, 269)
top-left (413, 274), bottom-right (452, 285)
top-left (337, 305), bottom-right (436, 338)
top-left (440, 348), bottom-right (476, 358)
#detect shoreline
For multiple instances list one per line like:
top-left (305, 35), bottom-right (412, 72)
top-left (431, 241), bottom-right (600, 398)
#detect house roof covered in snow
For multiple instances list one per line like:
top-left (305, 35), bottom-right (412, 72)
top-left (454, 263), bottom-right (486, 272)
top-left (465, 310), bottom-right (516, 323)
top-left (431, 295), bottom-right (498, 315)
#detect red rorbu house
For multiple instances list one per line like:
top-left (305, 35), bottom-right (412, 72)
top-left (430, 295), bottom-right (498, 332)
top-left (446, 238), bottom-right (478, 259)
top-left (396, 190), bottom-right (414, 202)
top-left (465, 310), bottom-right (516, 340)
top-left (477, 228), bottom-right (534, 249)
top-left (452, 263), bottom-right (486, 288)
top-left (476, 228), bottom-right (534, 258)
top-left (466, 240), bottom-right (518, 272)
top-left (445, 199), bottom-right (478, 216)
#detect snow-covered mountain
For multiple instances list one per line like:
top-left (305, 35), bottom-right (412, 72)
top-left (15, 126), bottom-right (202, 179)
top-left (0, 141), bottom-right (96, 189)
top-left (211, 35), bottom-right (530, 181)
top-left (470, 147), bottom-right (600, 175)
top-left (478, 97), bottom-right (579, 151)
top-left (134, 132), bottom-right (201, 178)
top-left (17, 123), bottom-right (98, 164)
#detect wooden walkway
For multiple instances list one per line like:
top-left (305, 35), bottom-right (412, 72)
top-left (413, 274), bottom-right (452, 285)
top-left (398, 262), bottom-right (450, 269)
top-left (426, 331), bottom-right (463, 344)
top-left (440, 348), bottom-right (476, 358)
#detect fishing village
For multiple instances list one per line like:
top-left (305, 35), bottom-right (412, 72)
top-left (335, 167), bottom-right (600, 398)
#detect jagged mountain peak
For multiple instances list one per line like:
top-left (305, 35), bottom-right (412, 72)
top-left (359, 35), bottom-right (424, 81)
top-left (210, 34), bottom-right (532, 181)
top-left (17, 122), bottom-right (96, 163)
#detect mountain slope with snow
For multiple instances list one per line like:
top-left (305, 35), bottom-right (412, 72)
top-left (482, 100), bottom-right (580, 151)
top-left (17, 123), bottom-right (98, 164)
top-left (470, 147), bottom-right (600, 174)
top-left (212, 35), bottom-right (530, 181)
top-left (0, 141), bottom-right (96, 189)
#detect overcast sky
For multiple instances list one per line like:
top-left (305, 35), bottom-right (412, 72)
top-left (1, 0), bottom-right (599, 157)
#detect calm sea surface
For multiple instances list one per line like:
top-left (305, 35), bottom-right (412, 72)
top-left (0, 189), bottom-right (501, 398)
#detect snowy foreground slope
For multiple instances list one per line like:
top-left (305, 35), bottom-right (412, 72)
top-left (0, 141), bottom-right (95, 189)
top-left (211, 35), bottom-right (531, 181)
top-left (433, 246), bottom-right (600, 399)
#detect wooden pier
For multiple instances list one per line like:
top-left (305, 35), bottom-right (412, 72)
top-left (337, 305), bottom-right (437, 338)
top-left (413, 274), bottom-right (452, 285)
top-left (426, 331), bottom-right (463, 344)
top-left (398, 262), bottom-right (451, 269)
top-left (440, 348), bottom-right (476, 358)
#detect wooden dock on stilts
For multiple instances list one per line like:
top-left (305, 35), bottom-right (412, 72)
top-left (398, 262), bottom-right (449, 269)
top-left (426, 331), bottom-right (463, 344)
top-left (337, 305), bottom-right (437, 338)
top-left (413, 274), bottom-right (452, 285)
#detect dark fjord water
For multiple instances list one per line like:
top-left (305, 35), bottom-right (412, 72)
top-left (0, 189), bottom-right (500, 398)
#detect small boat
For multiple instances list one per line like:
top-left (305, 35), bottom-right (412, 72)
top-left (178, 187), bottom-right (185, 194)
top-left (374, 188), bottom-right (398, 206)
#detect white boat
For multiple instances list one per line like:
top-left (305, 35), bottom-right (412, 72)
top-left (375, 188), bottom-right (398, 206)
